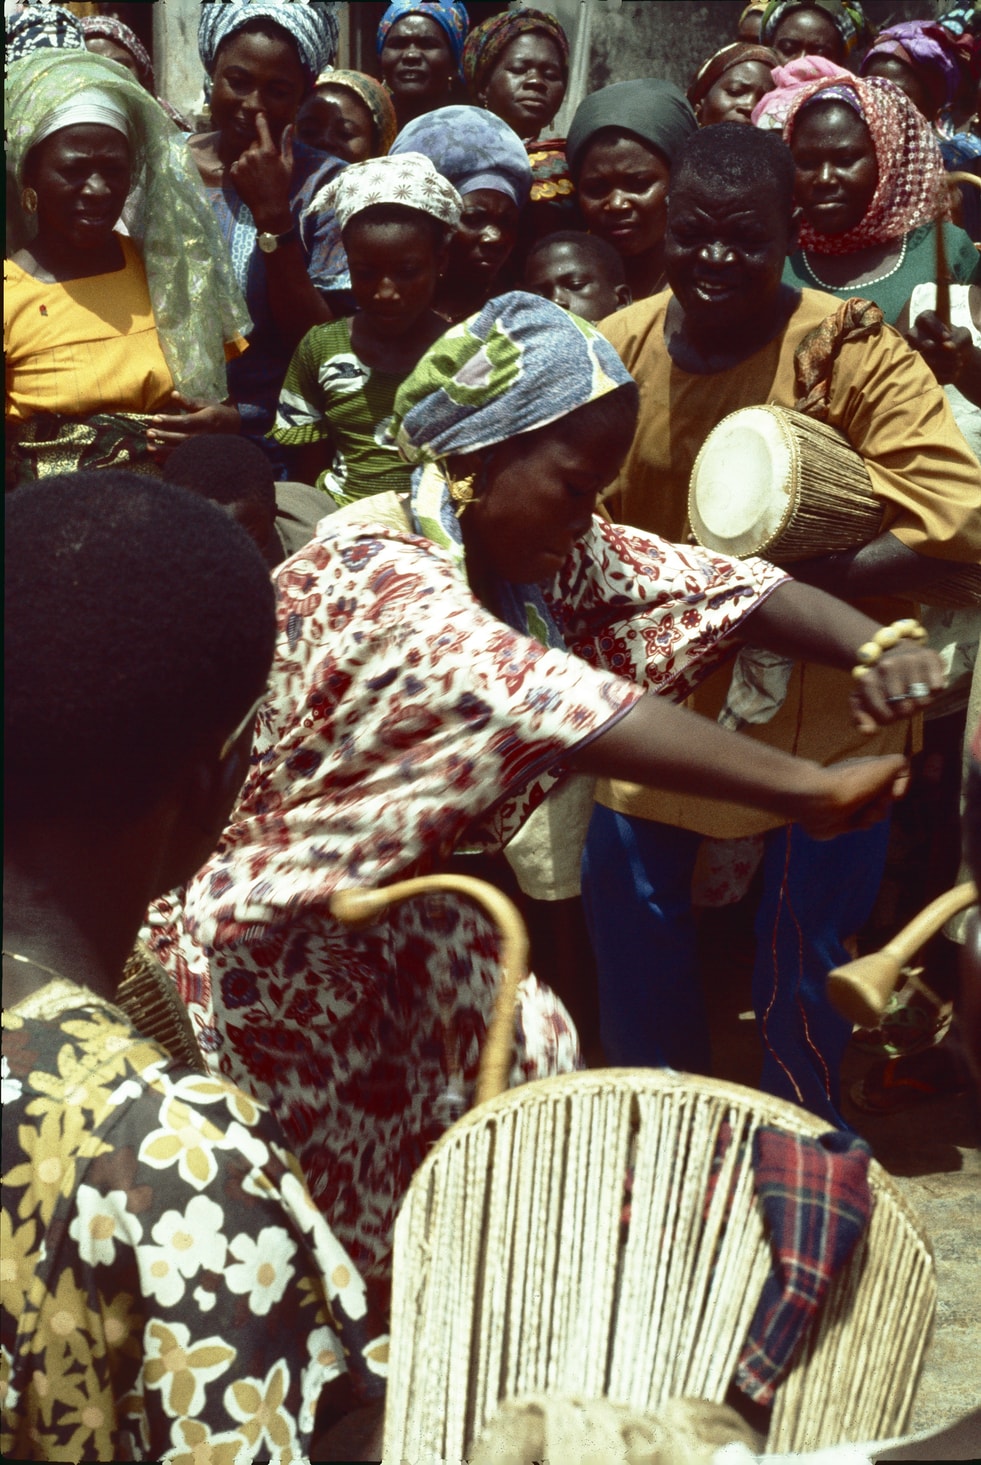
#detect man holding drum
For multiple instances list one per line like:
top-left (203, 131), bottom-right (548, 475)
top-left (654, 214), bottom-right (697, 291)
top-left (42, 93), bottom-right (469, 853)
top-left (582, 122), bottom-right (981, 1128)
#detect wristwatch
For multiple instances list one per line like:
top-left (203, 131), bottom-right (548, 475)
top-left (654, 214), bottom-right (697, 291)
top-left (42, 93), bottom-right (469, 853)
top-left (257, 226), bottom-right (298, 254)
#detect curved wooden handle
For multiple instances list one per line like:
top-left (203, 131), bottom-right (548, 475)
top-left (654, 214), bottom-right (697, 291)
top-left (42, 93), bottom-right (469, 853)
top-left (827, 882), bottom-right (977, 1027)
top-left (330, 875), bottom-right (528, 1108)
top-left (935, 217), bottom-right (950, 327)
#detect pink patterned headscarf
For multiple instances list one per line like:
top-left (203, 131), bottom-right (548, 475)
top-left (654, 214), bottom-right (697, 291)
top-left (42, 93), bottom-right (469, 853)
top-left (782, 73), bottom-right (950, 253)
top-left (751, 54), bottom-right (850, 130)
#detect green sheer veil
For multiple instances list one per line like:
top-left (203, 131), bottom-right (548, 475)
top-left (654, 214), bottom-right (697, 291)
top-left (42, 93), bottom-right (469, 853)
top-left (6, 50), bottom-right (251, 403)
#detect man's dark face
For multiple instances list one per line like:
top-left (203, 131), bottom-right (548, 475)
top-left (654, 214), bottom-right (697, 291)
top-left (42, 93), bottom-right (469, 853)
top-left (664, 175), bottom-right (794, 340)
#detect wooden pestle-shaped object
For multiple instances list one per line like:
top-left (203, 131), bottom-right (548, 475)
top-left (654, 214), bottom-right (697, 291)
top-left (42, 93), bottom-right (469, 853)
top-left (935, 215), bottom-right (951, 327)
top-left (827, 881), bottom-right (977, 1027)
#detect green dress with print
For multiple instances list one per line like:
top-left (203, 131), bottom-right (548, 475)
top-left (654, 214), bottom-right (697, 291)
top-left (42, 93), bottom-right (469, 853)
top-left (271, 317), bottom-right (413, 505)
top-left (782, 221), bottom-right (981, 325)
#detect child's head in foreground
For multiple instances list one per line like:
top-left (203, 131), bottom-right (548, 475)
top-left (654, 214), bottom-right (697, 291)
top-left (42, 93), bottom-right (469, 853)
top-left (522, 230), bottom-right (632, 322)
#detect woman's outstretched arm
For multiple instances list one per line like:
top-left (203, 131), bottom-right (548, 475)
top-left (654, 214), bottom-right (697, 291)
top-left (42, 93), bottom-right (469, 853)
top-left (570, 692), bottom-right (909, 842)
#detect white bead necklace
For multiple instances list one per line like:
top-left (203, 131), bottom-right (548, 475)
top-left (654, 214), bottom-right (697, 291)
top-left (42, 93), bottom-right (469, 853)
top-left (801, 232), bottom-right (908, 291)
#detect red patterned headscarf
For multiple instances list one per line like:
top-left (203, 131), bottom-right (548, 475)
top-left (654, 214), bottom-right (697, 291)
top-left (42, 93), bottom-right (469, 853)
top-left (784, 73), bottom-right (950, 253)
top-left (79, 15), bottom-right (154, 90)
top-left (314, 68), bottom-right (398, 156)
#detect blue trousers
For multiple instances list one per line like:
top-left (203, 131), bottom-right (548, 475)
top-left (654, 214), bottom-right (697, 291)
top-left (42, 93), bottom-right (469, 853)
top-left (580, 807), bottom-right (891, 1127)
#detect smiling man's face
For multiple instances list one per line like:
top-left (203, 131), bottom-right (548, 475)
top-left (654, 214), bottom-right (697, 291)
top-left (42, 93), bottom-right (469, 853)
top-left (664, 174), bottom-right (794, 341)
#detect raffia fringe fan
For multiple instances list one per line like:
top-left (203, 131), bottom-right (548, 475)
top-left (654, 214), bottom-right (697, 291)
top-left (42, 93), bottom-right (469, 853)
top-left (384, 1070), bottom-right (936, 1461)
top-left (116, 941), bottom-right (207, 1072)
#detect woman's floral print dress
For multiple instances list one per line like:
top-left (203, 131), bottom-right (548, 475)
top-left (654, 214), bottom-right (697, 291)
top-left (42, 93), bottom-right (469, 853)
top-left (147, 501), bottom-right (785, 1281)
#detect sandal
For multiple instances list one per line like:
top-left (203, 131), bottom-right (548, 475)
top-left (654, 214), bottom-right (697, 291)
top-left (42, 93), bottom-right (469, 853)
top-left (850, 1046), bottom-right (969, 1115)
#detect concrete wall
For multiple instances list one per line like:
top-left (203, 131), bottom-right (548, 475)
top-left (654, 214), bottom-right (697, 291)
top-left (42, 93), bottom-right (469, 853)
top-left (580, 0), bottom-right (937, 114)
top-left (154, 0), bottom-right (208, 125)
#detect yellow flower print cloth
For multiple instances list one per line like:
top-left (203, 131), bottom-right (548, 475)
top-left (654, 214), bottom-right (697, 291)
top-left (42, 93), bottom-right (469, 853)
top-left (1, 982), bottom-right (385, 1461)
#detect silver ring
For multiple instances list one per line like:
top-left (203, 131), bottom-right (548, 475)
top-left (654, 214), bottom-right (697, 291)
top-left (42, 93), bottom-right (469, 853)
top-left (886, 682), bottom-right (931, 704)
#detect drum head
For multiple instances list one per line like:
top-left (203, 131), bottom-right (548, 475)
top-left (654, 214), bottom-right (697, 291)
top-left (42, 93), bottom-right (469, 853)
top-left (689, 406), bottom-right (797, 558)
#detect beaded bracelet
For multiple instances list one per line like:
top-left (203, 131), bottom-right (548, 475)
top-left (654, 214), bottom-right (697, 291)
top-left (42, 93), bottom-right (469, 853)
top-left (852, 618), bottom-right (928, 680)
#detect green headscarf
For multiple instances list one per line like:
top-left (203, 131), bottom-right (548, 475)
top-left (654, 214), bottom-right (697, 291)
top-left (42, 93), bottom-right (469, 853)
top-left (5, 50), bottom-right (251, 403)
top-left (391, 292), bottom-right (633, 642)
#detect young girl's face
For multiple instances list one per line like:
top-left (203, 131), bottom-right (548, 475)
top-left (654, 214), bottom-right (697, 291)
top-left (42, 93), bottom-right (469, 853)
top-left (345, 215), bottom-right (447, 335)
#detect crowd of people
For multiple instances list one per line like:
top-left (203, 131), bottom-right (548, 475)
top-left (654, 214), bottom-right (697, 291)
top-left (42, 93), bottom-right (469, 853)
top-left (4, 1), bottom-right (981, 1460)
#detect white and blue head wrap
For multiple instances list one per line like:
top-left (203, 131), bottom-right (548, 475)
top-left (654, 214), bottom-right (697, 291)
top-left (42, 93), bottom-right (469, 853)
top-left (198, 0), bottom-right (340, 80)
top-left (392, 291), bottom-right (635, 627)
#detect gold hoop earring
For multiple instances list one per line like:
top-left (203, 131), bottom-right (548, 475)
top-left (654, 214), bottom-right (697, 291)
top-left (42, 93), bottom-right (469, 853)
top-left (21, 186), bottom-right (38, 214)
top-left (449, 473), bottom-right (475, 516)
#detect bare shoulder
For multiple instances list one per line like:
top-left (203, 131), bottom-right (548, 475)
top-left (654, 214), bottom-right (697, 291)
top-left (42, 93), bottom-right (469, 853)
top-left (186, 130), bottom-right (223, 182)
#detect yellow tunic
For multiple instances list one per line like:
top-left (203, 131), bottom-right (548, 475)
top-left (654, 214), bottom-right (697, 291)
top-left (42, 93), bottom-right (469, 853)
top-left (4, 233), bottom-right (175, 421)
top-left (597, 287), bottom-right (981, 838)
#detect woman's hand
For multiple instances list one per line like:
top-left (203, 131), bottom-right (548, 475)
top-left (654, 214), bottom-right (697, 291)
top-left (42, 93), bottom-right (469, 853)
top-left (848, 643), bottom-right (946, 734)
top-left (229, 114), bottom-right (294, 232)
top-left (795, 754), bottom-right (910, 841)
top-left (226, 113), bottom-right (335, 346)
top-left (147, 393), bottom-right (241, 459)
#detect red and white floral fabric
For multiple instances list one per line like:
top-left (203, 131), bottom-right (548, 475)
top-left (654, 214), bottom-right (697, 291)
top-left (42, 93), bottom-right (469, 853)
top-left (147, 507), bottom-right (785, 1280)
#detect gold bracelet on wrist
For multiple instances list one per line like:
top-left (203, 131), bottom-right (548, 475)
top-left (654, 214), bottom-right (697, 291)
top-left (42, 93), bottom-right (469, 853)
top-left (852, 618), bottom-right (928, 679)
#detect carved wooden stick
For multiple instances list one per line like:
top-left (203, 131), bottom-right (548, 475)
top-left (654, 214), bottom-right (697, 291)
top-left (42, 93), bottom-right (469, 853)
top-left (827, 882), bottom-right (977, 1026)
top-left (935, 216), bottom-right (951, 328)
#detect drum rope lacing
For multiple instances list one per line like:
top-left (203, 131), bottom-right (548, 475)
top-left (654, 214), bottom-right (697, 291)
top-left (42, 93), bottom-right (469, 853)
top-left (801, 234), bottom-right (908, 292)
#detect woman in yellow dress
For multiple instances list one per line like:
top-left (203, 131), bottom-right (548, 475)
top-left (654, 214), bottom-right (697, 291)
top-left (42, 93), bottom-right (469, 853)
top-left (4, 50), bottom-right (249, 489)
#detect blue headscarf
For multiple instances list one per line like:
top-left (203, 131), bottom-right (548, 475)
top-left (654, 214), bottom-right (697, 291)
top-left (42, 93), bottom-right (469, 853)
top-left (198, 0), bottom-right (340, 80)
top-left (5, 3), bottom-right (84, 65)
top-left (938, 2), bottom-right (981, 41)
top-left (391, 104), bottom-right (532, 206)
top-left (392, 291), bottom-right (634, 638)
top-left (376, 1), bottom-right (470, 77)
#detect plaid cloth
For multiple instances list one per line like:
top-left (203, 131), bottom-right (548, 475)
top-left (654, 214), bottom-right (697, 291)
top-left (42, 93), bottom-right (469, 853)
top-left (735, 1127), bottom-right (873, 1405)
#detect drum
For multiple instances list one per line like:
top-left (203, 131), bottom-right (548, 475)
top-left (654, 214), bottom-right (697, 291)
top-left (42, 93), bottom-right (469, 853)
top-left (689, 405), bottom-right (881, 561)
top-left (688, 404), bottom-right (980, 608)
